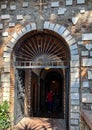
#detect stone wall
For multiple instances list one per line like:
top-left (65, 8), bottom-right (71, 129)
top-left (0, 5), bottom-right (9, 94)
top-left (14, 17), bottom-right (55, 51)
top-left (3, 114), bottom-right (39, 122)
top-left (0, 0), bottom-right (92, 129)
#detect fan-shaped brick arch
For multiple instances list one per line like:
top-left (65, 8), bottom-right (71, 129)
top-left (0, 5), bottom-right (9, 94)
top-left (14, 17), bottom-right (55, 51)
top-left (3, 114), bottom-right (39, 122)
top-left (3, 21), bottom-right (80, 130)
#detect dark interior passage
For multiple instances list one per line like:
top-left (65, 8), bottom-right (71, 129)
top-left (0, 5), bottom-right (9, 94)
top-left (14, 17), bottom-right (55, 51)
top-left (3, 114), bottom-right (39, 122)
top-left (33, 69), bottom-right (64, 119)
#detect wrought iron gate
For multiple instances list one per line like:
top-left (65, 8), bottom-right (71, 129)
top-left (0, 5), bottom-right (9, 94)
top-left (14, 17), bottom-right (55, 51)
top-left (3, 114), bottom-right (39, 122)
top-left (14, 69), bottom-right (25, 124)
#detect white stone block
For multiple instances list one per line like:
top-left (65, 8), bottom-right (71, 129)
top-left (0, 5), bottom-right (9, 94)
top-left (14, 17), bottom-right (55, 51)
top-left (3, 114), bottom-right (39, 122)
top-left (2, 83), bottom-right (10, 87)
top-left (4, 46), bottom-right (12, 53)
top-left (9, 23), bottom-right (15, 27)
top-left (71, 49), bottom-right (78, 55)
top-left (72, 17), bottom-right (79, 25)
top-left (10, 38), bottom-right (16, 43)
top-left (71, 68), bottom-right (79, 72)
top-left (58, 8), bottom-right (66, 15)
top-left (7, 42), bottom-right (14, 49)
top-left (2, 32), bottom-right (8, 37)
top-left (1, 74), bottom-right (10, 82)
top-left (21, 27), bottom-right (27, 34)
top-left (44, 21), bottom-right (50, 29)
top-left (66, 0), bottom-right (73, 5)
top-left (70, 126), bottom-right (79, 130)
top-left (68, 38), bottom-right (76, 45)
top-left (71, 106), bottom-right (80, 113)
top-left (71, 60), bottom-right (79, 67)
top-left (71, 78), bottom-right (79, 82)
top-left (23, 2), bottom-right (28, 7)
top-left (16, 15), bottom-right (23, 20)
top-left (70, 119), bottom-right (79, 125)
top-left (71, 55), bottom-right (79, 61)
top-left (3, 52), bottom-right (11, 57)
top-left (71, 72), bottom-right (79, 79)
top-left (58, 26), bottom-right (66, 35)
top-left (4, 62), bottom-right (10, 68)
top-left (31, 23), bottom-right (36, 30)
top-left (82, 81), bottom-right (89, 88)
top-left (1, 4), bottom-right (7, 9)
top-left (49, 23), bottom-right (55, 30)
top-left (4, 67), bottom-right (10, 72)
top-left (54, 24), bottom-right (61, 32)
top-left (12, 32), bottom-right (18, 39)
top-left (82, 93), bottom-right (92, 103)
top-left (62, 30), bottom-right (70, 38)
top-left (90, 51), bottom-right (92, 57)
top-left (85, 44), bottom-right (92, 50)
top-left (71, 81), bottom-right (79, 88)
top-left (4, 57), bottom-right (10, 62)
top-left (10, 5), bottom-right (16, 10)
top-left (78, 41), bottom-right (83, 45)
top-left (1, 14), bottom-right (10, 20)
top-left (71, 93), bottom-right (79, 100)
top-left (77, 0), bottom-right (85, 4)
top-left (81, 51), bottom-right (89, 56)
top-left (0, 24), bottom-right (3, 29)
top-left (80, 9), bottom-right (85, 14)
top-left (65, 35), bottom-right (72, 41)
top-left (71, 87), bottom-right (79, 93)
top-left (88, 69), bottom-right (92, 79)
top-left (82, 58), bottom-right (92, 66)
top-left (82, 33), bottom-right (92, 41)
top-left (26, 24), bottom-right (31, 32)
top-left (71, 112), bottom-right (80, 119)
top-left (3, 96), bottom-right (9, 101)
top-left (70, 44), bottom-right (77, 50)
top-left (51, 2), bottom-right (59, 7)
top-left (71, 100), bottom-right (80, 105)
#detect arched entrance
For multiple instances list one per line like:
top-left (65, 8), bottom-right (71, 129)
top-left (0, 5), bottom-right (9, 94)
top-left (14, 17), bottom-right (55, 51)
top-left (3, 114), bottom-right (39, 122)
top-left (3, 22), bottom-right (80, 130)
top-left (13, 29), bottom-right (70, 127)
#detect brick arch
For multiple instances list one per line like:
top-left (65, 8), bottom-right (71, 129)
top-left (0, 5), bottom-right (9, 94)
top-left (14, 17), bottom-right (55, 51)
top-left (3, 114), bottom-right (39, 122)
top-left (3, 21), bottom-right (80, 129)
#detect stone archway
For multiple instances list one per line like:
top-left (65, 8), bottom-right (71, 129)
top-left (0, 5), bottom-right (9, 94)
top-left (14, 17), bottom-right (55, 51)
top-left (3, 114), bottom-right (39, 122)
top-left (3, 21), bottom-right (80, 130)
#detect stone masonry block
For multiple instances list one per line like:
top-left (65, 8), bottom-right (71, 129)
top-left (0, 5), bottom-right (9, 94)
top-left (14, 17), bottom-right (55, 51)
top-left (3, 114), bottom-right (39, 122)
top-left (0, 24), bottom-right (3, 29)
top-left (1, 4), bottom-right (7, 9)
top-left (82, 33), bottom-right (92, 41)
top-left (1, 14), bottom-right (10, 20)
top-left (2, 32), bottom-right (8, 37)
top-left (58, 26), bottom-right (66, 35)
top-left (51, 2), bottom-right (59, 7)
top-left (49, 23), bottom-right (55, 30)
top-left (10, 5), bottom-right (16, 10)
top-left (71, 93), bottom-right (79, 100)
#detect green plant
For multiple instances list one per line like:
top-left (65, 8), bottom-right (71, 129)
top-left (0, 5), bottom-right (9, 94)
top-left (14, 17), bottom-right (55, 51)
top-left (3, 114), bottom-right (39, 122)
top-left (0, 101), bottom-right (11, 130)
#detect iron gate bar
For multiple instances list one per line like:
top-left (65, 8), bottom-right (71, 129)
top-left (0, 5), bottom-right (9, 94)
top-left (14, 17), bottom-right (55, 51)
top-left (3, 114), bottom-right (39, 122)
top-left (15, 61), bottom-right (69, 69)
top-left (15, 66), bottom-right (68, 69)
